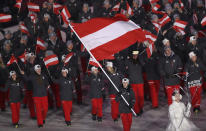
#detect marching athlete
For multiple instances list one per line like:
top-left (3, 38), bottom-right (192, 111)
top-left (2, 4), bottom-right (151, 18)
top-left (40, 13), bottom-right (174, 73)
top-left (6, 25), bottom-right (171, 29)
top-left (116, 78), bottom-right (135, 131)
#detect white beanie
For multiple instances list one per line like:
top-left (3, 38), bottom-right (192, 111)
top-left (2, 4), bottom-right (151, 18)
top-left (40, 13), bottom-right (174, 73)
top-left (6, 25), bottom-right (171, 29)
top-left (62, 68), bottom-right (68, 73)
top-left (162, 38), bottom-right (169, 45)
top-left (122, 78), bottom-right (129, 83)
top-left (189, 51), bottom-right (196, 58)
top-left (189, 36), bottom-right (196, 43)
top-left (132, 51), bottom-right (139, 55)
top-left (9, 71), bottom-right (16, 77)
top-left (34, 64), bottom-right (41, 71)
top-left (61, 54), bottom-right (66, 60)
top-left (172, 89), bottom-right (182, 101)
top-left (106, 62), bottom-right (113, 67)
top-left (91, 66), bottom-right (98, 72)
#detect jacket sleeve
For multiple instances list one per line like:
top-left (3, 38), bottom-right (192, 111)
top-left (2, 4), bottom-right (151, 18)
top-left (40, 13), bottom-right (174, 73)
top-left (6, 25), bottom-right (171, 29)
top-left (158, 58), bottom-right (166, 77)
top-left (176, 55), bottom-right (183, 73)
top-left (130, 90), bottom-right (136, 108)
top-left (0, 80), bottom-right (10, 92)
top-left (199, 60), bottom-right (206, 72)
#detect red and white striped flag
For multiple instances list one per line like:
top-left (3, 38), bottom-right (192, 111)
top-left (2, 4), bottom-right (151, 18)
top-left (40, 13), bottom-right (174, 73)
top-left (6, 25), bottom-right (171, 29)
top-left (146, 43), bottom-right (155, 58)
top-left (53, 3), bottom-right (63, 14)
top-left (44, 54), bottom-right (59, 68)
top-left (149, 0), bottom-right (159, 4)
top-left (36, 38), bottom-right (46, 50)
top-left (71, 14), bottom-right (145, 61)
top-left (126, 2), bottom-right (133, 15)
top-left (173, 20), bottom-right (187, 34)
top-left (159, 14), bottom-right (171, 27)
top-left (20, 23), bottom-right (29, 35)
top-left (0, 14), bottom-right (12, 23)
top-left (152, 4), bottom-right (160, 12)
top-left (173, 20), bottom-right (187, 30)
top-left (27, 2), bottom-right (40, 12)
top-left (15, 0), bottom-right (22, 9)
top-left (18, 51), bottom-right (26, 64)
top-left (201, 16), bottom-right (206, 26)
top-left (179, 0), bottom-right (184, 9)
top-left (152, 22), bottom-right (161, 33)
top-left (89, 57), bottom-right (102, 67)
top-left (7, 55), bottom-right (18, 66)
top-left (29, 14), bottom-right (37, 23)
top-left (144, 30), bottom-right (157, 58)
top-left (61, 6), bottom-right (71, 25)
top-left (112, 2), bottom-right (120, 12)
top-left (144, 30), bottom-right (157, 44)
top-left (64, 52), bottom-right (73, 65)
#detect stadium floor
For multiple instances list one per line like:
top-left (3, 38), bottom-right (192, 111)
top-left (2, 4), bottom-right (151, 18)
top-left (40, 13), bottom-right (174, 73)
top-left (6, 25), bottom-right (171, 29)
top-left (0, 83), bottom-right (206, 131)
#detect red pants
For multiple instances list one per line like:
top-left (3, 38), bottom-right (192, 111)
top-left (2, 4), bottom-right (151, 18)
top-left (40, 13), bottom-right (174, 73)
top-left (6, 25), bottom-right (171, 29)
top-left (165, 85), bottom-right (180, 105)
top-left (91, 98), bottom-right (103, 117)
top-left (10, 102), bottom-right (20, 124)
top-left (190, 86), bottom-right (202, 108)
top-left (148, 80), bottom-right (160, 107)
top-left (131, 84), bottom-right (144, 114)
top-left (26, 91), bottom-right (35, 118)
top-left (121, 113), bottom-right (132, 131)
top-left (62, 101), bottom-right (72, 122)
top-left (33, 96), bottom-right (48, 125)
top-left (110, 94), bottom-right (119, 120)
top-left (0, 90), bottom-right (6, 110)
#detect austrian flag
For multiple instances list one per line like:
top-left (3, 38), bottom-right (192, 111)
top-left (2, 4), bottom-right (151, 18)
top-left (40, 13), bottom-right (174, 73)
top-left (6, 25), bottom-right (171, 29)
top-left (18, 52), bottom-right (26, 63)
top-left (173, 20), bottom-right (187, 31)
top-left (27, 2), bottom-right (40, 12)
top-left (112, 3), bottom-right (120, 12)
top-left (0, 14), bottom-right (12, 23)
top-left (36, 38), bottom-right (46, 50)
top-left (64, 53), bottom-right (73, 65)
top-left (7, 55), bottom-right (17, 66)
top-left (159, 14), bottom-right (171, 27)
top-left (173, 20), bottom-right (187, 34)
top-left (89, 57), bottom-right (102, 67)
top-left (61, 6), bottom-right (71, 25)
top-left (15, 0), bottom-right (22, 9)
top-left (20, 23), bottom-right (29, 35)
top-left (44, 54), bottom-right (59, 68)
top-left (53, 3), bottom-right (63, 14)
top-left (71, 14), bottom-right (145, 61)
top-left (201, 16), bottom-right (206, 26)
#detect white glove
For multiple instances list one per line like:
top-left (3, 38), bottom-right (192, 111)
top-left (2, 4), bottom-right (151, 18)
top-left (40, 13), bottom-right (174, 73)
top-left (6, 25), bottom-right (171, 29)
top-left (187, 102), bottom-right (191, 111)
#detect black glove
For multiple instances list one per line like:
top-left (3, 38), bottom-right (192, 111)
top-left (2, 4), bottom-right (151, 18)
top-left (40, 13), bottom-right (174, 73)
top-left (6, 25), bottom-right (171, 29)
top-left (117, 91), bottom-right (122, 96)
top-left (128, 105), bottom-right (133, 109)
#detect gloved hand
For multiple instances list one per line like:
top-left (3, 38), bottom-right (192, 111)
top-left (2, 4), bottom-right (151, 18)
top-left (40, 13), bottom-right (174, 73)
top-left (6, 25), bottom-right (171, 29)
top-left (128, 104), bottom-right (133, 109)
top-left (117, 91), bottom-right (122, 96)
top-left (187, 102), bottom-right (191, 111)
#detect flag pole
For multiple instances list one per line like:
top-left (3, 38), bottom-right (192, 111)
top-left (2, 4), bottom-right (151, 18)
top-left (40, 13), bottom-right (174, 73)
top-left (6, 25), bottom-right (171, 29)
top-left (69, 23), bottom-right (137, 116)
top-left (15, 61), bottom-right (22, 72)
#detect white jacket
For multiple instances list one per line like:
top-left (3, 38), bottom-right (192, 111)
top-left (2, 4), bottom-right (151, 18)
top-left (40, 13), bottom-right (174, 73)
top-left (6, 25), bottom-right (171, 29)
top-left (166, 101), bottom-right (199, 131)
